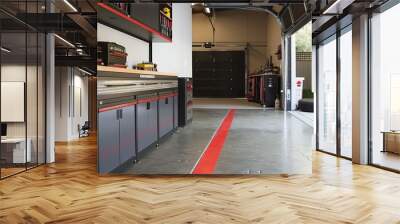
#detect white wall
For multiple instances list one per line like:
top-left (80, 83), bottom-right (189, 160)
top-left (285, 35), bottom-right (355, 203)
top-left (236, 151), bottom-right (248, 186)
top-left (153, 3), bottom-right (192, 77)
top-left (55, 67), bottom-right (69, 141)
top-left (97, 23), bottom-right (150, 68)
top-left (2, 63), bottom-right (46, 164)
top-left (192, 10), bottom-right (281, 72)
top-left (1, 65), bottom-right (35, 137)
top-left (55, 67), bottom-right (89, 141)
top-left (72, 74), bottom-right (89, 138)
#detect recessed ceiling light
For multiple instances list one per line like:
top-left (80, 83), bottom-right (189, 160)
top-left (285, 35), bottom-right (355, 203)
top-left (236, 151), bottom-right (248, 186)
top-left (78, 68), bottom-right (93, 76)
top-left (54, 34), bottom-right (75, 48)
top-left (63, 0), bottom-right (78, 12)
top-left (1, 47), bottom-right (11, 53)
top-left (322, 0), bottom-right (353, 14)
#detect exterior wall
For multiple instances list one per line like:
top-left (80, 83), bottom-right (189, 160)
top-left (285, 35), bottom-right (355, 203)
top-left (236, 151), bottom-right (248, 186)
top-left (296, 52), bottom-right (312, 91)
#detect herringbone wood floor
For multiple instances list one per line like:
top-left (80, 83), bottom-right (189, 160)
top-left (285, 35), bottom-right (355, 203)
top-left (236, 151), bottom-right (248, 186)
top-left (1, 135), bottom-right (400, 223)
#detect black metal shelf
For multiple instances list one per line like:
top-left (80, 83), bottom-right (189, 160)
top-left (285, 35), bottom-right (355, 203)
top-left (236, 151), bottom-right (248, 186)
top-left (97, 3), bottom-right (172, 43)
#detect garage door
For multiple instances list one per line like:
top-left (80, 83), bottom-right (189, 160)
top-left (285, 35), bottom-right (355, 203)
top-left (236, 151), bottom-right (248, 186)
top-left (193, 51), bottom-right (245, 98)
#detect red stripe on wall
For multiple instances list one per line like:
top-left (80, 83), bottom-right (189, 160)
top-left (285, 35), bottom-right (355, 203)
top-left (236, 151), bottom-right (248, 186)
top-left (192, 109), bottom-right (236, 174)
top-left (98, 101), bottom-right (137, 113)
top-left (137, 97), bottom-right (159, 104)
top-left (158, 92), bottom-right (177, 100)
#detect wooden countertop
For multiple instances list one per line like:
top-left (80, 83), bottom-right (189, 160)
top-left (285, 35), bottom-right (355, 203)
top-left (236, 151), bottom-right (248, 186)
top-left (97, 66), bottom-right (177, 77)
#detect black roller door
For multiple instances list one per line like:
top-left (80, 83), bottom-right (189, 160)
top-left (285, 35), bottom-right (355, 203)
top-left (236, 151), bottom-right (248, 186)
top-left (193, 51), bottom-right (245, 98)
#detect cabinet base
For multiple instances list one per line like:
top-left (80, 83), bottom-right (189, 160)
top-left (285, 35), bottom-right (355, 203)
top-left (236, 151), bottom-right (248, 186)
top-left (111, 128), bottom-right (178, 172)
top-left (112, 156), bottom-right (137, 173)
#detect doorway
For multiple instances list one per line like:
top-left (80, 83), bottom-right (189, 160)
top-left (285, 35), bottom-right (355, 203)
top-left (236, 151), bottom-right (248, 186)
top-left (287, 22), bottom-right (314, 127)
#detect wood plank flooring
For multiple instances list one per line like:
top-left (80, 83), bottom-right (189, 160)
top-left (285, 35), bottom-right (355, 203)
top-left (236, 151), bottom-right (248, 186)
top-left (1, 135), bottom-right (400, 223)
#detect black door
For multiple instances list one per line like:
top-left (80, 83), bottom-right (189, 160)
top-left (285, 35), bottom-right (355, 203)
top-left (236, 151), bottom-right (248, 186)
top-left (193, 51), bottom-right (245, 98)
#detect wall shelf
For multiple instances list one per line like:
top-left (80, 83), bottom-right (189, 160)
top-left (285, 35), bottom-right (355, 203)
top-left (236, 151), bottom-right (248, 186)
top-left (97, 3), bottom-right (172, 43)
top-left (98, 65), bottom-right (177, 77)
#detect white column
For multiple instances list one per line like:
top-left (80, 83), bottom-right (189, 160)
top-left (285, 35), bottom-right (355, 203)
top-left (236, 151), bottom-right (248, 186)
top-left (352, 14), bottom-right (369, 164)
top-left (312, 45), bottom-right (317, 135)
top-left (282, 35), bottom-right (290, 111)
top-left (46, 32), bottom-right (55, 163)
top-left (290, 35), bottom-right (297, 111)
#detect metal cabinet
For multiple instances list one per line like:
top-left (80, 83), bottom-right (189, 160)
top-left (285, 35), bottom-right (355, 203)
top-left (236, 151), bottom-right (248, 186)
top-left (98, 104), bottom-right (136, 174)
top-left (119, 106), bottom-right (136, 164)
top-left (261, 75), bottom-right (280, 107)
top-left (158, 93), bottom-right (174, 138)
top-left (98, 109), bottom-right (120, 174)
top-left (173, 93), bottom-right (178, 129)
top-left (178, 78), bottom-right (193, 127)
top-left (137, 95), bottom-right (158, 152)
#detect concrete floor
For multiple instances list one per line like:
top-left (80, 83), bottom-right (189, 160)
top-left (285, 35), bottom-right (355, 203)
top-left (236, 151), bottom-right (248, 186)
top-left (289, 110), bottom-right (314, 128)
top-left (120, 108), bottom-right (313, 175)
top-left (192, 98), bottom-right (262, 109)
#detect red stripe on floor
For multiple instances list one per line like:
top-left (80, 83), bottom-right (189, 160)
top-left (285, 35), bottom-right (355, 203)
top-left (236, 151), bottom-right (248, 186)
top-left (192, 109), bottom-right (236, 174)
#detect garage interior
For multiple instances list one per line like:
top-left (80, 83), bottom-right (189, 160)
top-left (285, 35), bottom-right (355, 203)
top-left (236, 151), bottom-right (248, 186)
top-left (95, 2), bottom-right (314, 175)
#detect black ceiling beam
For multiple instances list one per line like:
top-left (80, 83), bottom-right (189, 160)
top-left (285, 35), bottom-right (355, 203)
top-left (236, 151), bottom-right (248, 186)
top-left (55, 55), bottom-right (96, 70)
top-left (14, 13), bottom-right (85, 32)
top-left (109, 0), bottom-right (306, 3)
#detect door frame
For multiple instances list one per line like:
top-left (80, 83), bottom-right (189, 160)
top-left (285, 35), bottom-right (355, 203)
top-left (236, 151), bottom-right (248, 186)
top-left (314, 18), bottom-right (353, 160)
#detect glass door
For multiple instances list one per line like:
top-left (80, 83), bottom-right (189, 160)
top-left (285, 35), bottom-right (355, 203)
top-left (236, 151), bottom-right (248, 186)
top-left (370, 3), bottom-right (400, 171)
top-left (0, 1), bottom-right (46, 179)
top-left (339, 26), bottom-right (352, 158)
top-left (317, 35), bottom-right (337, 154)
top-left (1, 29), bottom-right (28, 178)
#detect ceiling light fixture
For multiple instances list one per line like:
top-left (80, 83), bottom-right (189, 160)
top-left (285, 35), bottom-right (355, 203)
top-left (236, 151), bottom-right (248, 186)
top-left (78, 68), bottom-right (93, 76)
top-left (323, 0), bottom-right (341, 14)
top-left (1, 47), bottom-right (11, 53)
top-left (63, 0), bottom-right (78, 12)
top-left (322, 0), bottom-right (354, 15)
top-left (54, 34), bottom-right (75, 48)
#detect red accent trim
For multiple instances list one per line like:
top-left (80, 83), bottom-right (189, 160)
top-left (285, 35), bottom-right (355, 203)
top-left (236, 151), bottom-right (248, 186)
top-left (158, 92), bottom-right (177, 100)
top-left (97, 3), bottom-right (172, 42)
top-left (109, 64), bottom-right (127, 68)
top-left (192, 109), bottom-right (236, 174)
top-left (109, 51), bottom-right (128, 57)
top-left (99, 101), bottom-right (137, 113)
top-left (137, 97), bottom-right (159, 104)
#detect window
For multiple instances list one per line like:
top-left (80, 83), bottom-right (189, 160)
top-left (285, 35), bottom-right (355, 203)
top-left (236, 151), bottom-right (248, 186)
top-left (370, 3), bottom-right (400, 171)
